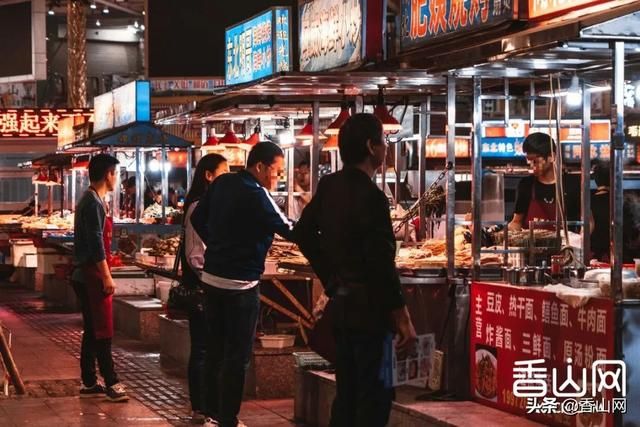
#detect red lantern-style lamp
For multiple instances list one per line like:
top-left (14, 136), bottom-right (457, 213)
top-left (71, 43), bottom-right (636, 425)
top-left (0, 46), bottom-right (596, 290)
top-left (373, 88), bottom-right (402, 133)
top-left (325, 103), bottom-right (351, 135)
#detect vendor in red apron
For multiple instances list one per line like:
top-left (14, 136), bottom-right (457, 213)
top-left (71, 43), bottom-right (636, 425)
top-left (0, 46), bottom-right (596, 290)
top-left (508, 132), bottom-right (580, 232)
top-left (71, 154), bottom-right (128, 402)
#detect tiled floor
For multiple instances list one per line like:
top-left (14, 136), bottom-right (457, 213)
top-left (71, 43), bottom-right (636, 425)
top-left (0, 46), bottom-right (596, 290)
top-left (0, 283), bottom-right (298, 426)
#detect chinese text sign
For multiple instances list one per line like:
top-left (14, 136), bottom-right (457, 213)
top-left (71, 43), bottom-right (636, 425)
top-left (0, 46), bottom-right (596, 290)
top-left (400, 0), bottom-right (514, 51)
top-left (299, 0), bottom-right (363, 72)
top-left (0, 108), bottom-right (93, 138)
top-left (470, 281), bottom-right (614, 426)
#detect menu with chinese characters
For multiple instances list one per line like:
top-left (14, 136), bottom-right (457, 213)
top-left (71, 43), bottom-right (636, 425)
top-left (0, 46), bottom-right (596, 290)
top-left (470, 282), bottom-right (615, 427)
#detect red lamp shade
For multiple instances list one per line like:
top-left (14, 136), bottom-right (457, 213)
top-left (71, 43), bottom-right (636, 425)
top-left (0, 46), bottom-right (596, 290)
top-left (325, 106), bottom-right (350, 135)
top-left (203, 135), bottom-right (219, 146)
top-left (219, 129), bottom-right (241, 145)
top-left (245, 132), bottom-right (260, 146)
top-left (373, 105), bottom-right (402, 133)
top-left (297, 121), bottom-right (314, 141)
top-left (323, 135), bottom-right (339, 151)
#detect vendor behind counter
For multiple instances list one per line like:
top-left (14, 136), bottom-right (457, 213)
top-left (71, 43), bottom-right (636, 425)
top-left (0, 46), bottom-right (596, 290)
top-left (508, 133), bottom-right (580, 231)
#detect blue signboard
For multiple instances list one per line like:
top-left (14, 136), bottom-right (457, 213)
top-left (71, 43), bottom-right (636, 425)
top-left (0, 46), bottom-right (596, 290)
top-left (400, 0), bottom-right (514, 51)
top-left (299, 0), bottom-right (364, 72)
top-left (225, 8), bottom-right (291, 86)
top-left (275, 8), bottom-right (291, 72)
top-left (481, 137), bottom-right (525, 158)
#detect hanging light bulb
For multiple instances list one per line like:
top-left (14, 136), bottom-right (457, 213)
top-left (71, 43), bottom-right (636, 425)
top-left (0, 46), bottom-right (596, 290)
top-left (134, 20), bottom-right (139, 28)
top-left (140, 24), bottom-right (146, 31)
top-left (566, 74), bottom-right (582, 107)
top-left (96, 18), bottom-right (101, 27)
top-left (148, 158), bottom-right (160, 172)
top-left (373, 87), bottom-right (402, 133)
top-left (90, 2), bottom-right (97, 9)
top-left (325, 101), bottom-right (351, 135)
top-left (203, 135), bottom-right (219, 146)
top-left (102, 5), bottom-right (109, 14)
top-left (47, 5), bottom-right (55, 15)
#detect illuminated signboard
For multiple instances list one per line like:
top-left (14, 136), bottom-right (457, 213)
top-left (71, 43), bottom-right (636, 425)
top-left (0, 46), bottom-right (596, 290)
top-left (529, 0), bottom-right (605, 19)
top-left (0, 108), bottom-right (93, 138)
top-left (150, 78), bottom-right (225, 93)
top-left (400, 0), bottom-right (515, 51)
top-left (93, 81), bottom-right (151, 133)
top-left (225, 8), bottom-right (291, 86)
top-left (57, 115), bottom-right (93, 150)
top-left (299, 0), bottom-right (363, 72)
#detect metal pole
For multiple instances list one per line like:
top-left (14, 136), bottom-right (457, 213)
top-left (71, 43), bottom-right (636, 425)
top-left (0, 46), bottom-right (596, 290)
top-left (394, 136), bottom-right (403, 205)
top-left (555, 86), bottom-right (563, 244)
top-left (611, 41), bottom-right (625, 427)
top-left (310, 101), bottom-right (321, 195)
top-left (135, 148), bottom-right (143, 222)
top-left (161, 147), bottom-right (169, 223)
top-left (287, 147), bottom-right (295, 218)
top-left (186, 147), bottom-right (193, 193)
top-left (446, 75), bottom-right (456, 276)
top-left (611, 42), bottom-right (625, 302)
top-left (471, 77), bottom-right (482, 279)
top-left (113, 155), bottom-right (121, 220)
top-left (71, 168), bottom-right (76, 212)
top-left (581, 80), bottom-right (591, 266)
top-left (34, 184), bottom-right (38, 216)
top-left (418, 102), bottom-right (427, 241)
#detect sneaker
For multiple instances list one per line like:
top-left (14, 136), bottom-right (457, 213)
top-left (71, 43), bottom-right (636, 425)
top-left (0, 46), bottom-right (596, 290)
top-left (79, 382), bottom-right (106, 398)
top-left (203, 418), bottom-right (219, 427)
top-left (105, 382), bottom-right (129, 402)
top-left (191, 411), bottom-right (206, 424)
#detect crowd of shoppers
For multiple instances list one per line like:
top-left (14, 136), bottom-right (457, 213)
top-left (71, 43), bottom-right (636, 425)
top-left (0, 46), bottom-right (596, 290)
top-left (72, 113), bottom-right (416, 427)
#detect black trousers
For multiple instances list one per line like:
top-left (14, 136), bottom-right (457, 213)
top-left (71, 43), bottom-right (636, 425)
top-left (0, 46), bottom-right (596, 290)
top-left (329, 328), bottom-right (394, 427)
top-left (203, 285), bottom-right (260, 427)
top-left (72, 281), bottom-right (119, 387)
top-left (188, 306), bottom-right (207, 412)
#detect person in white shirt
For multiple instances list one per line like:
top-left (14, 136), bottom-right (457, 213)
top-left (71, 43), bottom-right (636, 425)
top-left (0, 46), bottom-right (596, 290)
top-left (181, 153), bottom-right (229, 423)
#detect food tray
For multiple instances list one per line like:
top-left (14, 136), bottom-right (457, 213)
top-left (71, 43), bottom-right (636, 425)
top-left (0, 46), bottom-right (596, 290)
top-left (259, 334), bottom-right (295, 349)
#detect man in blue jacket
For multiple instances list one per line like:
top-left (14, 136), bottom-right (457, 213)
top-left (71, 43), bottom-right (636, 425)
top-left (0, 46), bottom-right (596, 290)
top-left (191, 141), bottom-right (294, 427)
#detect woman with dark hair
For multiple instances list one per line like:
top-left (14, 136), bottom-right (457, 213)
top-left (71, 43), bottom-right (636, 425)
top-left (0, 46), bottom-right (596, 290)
top-left (181, 153), bottom-right (228, 423)
top-left (590, 160), bottom-right (610, 261)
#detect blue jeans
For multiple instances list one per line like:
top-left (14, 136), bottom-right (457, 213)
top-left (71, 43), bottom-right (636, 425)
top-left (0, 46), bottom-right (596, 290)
top-left (203, 285), bottom-right (260, 427)
top-left (329, 329), bottom-right (394, 427)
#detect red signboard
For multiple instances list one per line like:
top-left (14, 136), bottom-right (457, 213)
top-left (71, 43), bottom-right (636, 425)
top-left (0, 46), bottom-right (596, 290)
top-left (470, 281), bottom-right (615, 427)
top-left (529, 0), bottom-right (607, 19)
top-left (0, 108), bottom-right (93, 138)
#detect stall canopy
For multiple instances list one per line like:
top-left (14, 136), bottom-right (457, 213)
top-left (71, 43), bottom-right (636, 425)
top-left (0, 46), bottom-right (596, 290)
top-left (60, 122), bottom-right (192, 154)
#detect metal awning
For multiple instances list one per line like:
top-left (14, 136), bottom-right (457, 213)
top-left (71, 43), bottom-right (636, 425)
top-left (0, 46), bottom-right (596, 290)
top-left (61, 122), bottom-right (192, 153)
top-left (155, 71), bottom-right (449, 125)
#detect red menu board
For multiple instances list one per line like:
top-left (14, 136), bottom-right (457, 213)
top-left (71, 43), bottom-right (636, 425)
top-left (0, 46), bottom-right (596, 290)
top-left (470, 282), bottom-right (616, 427)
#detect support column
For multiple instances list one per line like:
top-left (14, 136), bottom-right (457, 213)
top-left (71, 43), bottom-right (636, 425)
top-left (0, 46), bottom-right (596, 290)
top-left (310, 101), bottom-right (321, 195)
top-left (471, 77), bottom-right (482, 279)
top-left (417, 102), bottom-right (427, 241)
top-left (446, 75), bottom-right (456, 276)
top-left (581, 80), bottom-right (591, 266)
top-left (610, 42), bottom-right (625, 303)
top-left (67, 0), bottom-right (87, 108)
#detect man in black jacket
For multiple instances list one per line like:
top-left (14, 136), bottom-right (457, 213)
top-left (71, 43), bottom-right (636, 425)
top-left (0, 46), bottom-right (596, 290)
top-left (294, 113), bottom-right (417, 427)
top-left (191, 141), bottom-right (294, 427)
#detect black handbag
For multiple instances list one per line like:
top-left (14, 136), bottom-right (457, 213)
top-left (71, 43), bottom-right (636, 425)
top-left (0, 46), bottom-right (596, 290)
top-left (167, 228), bottom-right (204, 314)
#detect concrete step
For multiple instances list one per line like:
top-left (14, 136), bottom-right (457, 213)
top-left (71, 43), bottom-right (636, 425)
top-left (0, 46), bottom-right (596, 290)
top-left (113, 296), bottom-right (163, 345)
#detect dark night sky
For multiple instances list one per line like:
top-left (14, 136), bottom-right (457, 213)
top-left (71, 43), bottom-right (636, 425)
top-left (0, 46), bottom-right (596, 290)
top-left (148, 0), bottom-right (296, 78)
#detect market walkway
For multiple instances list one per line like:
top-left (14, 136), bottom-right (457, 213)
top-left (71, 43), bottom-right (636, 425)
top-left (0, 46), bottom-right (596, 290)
top-left (0, 283), bottom-right (296, 426)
